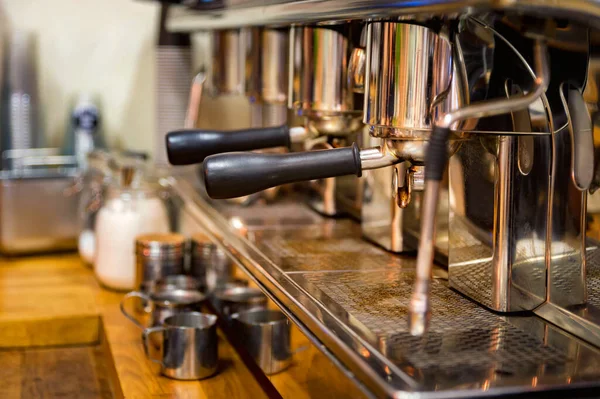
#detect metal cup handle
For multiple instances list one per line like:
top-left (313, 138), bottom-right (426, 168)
top-left (120, 291), bottom-right (152, 329)
top-left (142, 326), bottom-right (165, 367)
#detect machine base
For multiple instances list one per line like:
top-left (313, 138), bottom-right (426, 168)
top-left (175, 175), bottom-right (600, 398)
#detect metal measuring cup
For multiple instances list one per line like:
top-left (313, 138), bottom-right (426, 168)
top-left (120, 288), bottom-right (206, 329)
top-left (231, 308), bottom-right (292, 375)
top-left (143, 312), bottom-right (218, 380)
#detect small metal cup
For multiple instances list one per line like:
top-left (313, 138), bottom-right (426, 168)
top-left (137, 275), bottom-right (203, 314)
top-left (232, 309), bottom-right (291, 375)
top-left (120, 288), bottom-right (206, 329)
top-left (143, 312), bottom-right (218, 380)
top-left (191, 233), bottom-right (234, 292)
top-left (152, 275), bottom-right (204, 292)
top-left (135, 233), bottom-right (186, 292)
top-left (214, 278), bottom-right (248, 291)
top-left (212, 286), bottom-right (267, 318)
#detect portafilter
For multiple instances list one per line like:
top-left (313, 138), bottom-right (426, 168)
top-left (166, 27), bottom-right (307, 167)
top-left (165, 23), bottom-right (365, 167)
top-left (200, 21), bottom-right (464, 200)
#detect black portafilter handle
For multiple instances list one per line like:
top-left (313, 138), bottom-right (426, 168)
top-left (166, 125), bottom-right (292, 165)
top-left (203, 143), bottom-right (363, 199)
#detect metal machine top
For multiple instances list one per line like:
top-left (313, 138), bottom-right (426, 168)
top-left (166, 0), bottom-right (600, 30)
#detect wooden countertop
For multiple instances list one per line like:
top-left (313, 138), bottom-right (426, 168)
top-left (0, 254), bottom-right (270, 399)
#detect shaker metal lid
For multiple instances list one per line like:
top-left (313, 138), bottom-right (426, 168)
top-left (155, 275), bottom-right (203, 292)
top-left (191, 232), bottom-right (211, 244)
top-left (191, 233), bottom-right (218, 253)
top-left (135, 233), bottom-right (186, 257)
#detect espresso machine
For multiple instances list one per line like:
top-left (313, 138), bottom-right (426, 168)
top-left (167, 25), bottom-right (364, 212)
top-left (164, 1), bottom-right (600, 397)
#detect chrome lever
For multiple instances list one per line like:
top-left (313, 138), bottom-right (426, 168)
top-left (559, 81), bottom-right (594, 191)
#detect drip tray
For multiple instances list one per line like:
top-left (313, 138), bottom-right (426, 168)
top-left (175, 179), bottom-right (600, 398)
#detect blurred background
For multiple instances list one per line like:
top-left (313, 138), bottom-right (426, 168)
top-left (1, 0), bottom-right (159, 156)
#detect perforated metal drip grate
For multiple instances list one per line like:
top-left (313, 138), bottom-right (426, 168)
top-left (449, 258), bottom-right (494, 308)
top-left (204, 196), bottom-right (600, 395)
top-left (586, 247), bottom-right (600, 308)
top-left (449, 244), bottom-right (492, 265)
top-left (222, 202), bottom-right (324, 228)
top-left (273, 253), bottom-right (414, 273)
top-left (448, 217), bottom-right (484, 250)
top-left (259, 237), bottom-right (386, 258)
top-left (384, 325), bottom-right (567, 377)
top-left (297, 269), bottom-right (572, 389)
top-left (549, 252), bottom-right (585, 296)
top-left (449, 242), bottom-right (494, 309)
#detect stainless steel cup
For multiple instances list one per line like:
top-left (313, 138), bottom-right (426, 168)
top-left (153, 275), bottom-right (203, 292)
top-left (215, 278), bottom-right (248, 291)
top-left (212, 286), bottom-right (267, 318)
top-left (120, 289), bottom-right (206, 328)
top-left (135, 233), bottom-right (186, 292)
top-left (138, 275), bottom-right (203, 314)
top-left (143, 312), bottom-right (218, 380)
top-left (191, 233), bottom-right (234, 292)
top-left (232, 309), bottom-right (291, 375)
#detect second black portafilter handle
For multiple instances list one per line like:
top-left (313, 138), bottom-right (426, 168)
top-left (166, 125), bottom-right (292, 165)
top-left (203, 143), bottom-right (363, 199)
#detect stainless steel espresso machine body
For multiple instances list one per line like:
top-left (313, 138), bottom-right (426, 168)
top-left (163, 1), bottom-right (600, 397)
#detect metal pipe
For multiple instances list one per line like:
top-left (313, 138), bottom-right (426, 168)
top-left (289, 126), bottom-right (309, 143)
top-left (408, 39), bottom-right (550, 336)
top-left (439, 41), bottom-right (549, 130)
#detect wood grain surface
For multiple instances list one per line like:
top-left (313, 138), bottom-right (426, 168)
top-left (0, 255), bottom-right (99, 347)
top-left (0, 254), bottom-right (270, 399)
top-left (0, 253), bottom-right (362, 398)
top-left (268, 325), bottom-right (368, 399)
top-left (0, 345), bottom-right (113, 399)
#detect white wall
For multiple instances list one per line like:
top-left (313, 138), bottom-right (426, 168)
top-left (0, 0), bottom-right (159, 156)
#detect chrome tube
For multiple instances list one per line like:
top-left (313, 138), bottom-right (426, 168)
top-left (289, 25), bottom-right (354, 114)
top-left (409, 39), bottom-right (550, 336)
top-left (438, 41), bottom-right (549, 130)
top-left (245, 27), bottom-right (289, 127)
top-left (210, 29), bottom-right (245, 95)
top-left (261, 28), bottom-right (289, 127)
top-left (261, 28), bottom-right (288, 105)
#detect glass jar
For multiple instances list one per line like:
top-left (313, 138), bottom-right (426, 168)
top-left (94, 184), bottom-right (171, 291)
top-left (77, 150), bottom-right (148, 266)
top-left (77, 157), bottom-right (109, 265)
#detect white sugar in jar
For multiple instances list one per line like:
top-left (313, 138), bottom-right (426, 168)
top-left (94, 186), bottom-right (170, 291)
